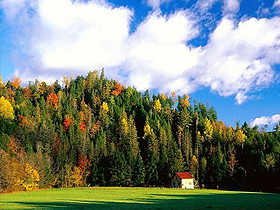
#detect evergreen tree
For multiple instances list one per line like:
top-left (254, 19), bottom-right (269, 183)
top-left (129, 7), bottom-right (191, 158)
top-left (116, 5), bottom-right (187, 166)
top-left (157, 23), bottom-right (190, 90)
top-left (132, 151), bottom-right (145, 186)
top-left (145, 153), bottom-right (158, 186)
top-left (110, 150), bottom-right (131, 186)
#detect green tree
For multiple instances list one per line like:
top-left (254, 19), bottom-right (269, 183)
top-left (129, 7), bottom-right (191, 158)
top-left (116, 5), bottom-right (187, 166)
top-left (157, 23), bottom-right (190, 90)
top-left (132, 151), bottom-right (145, 186)
top-left (110, 150), bottom-right (131, 186)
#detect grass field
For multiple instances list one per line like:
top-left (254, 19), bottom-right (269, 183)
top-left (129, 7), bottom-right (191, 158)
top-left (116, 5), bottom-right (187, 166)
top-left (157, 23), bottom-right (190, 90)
top-left (1, 187), bottom-right (280, 209)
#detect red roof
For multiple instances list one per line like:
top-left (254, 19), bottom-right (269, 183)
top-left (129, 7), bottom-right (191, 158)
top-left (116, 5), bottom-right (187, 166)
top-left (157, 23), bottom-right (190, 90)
top-left (175, 172), bottom-right (194, 179)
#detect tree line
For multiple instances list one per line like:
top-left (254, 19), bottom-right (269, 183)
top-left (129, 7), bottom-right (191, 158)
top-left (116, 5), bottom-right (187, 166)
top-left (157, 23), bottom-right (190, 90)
top-left (0, 70), bottom-right (279, 192)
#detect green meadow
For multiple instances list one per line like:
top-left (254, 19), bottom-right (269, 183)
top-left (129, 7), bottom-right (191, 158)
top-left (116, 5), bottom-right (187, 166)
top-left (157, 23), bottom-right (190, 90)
top-left (1, 188), bottom-right (280, 209)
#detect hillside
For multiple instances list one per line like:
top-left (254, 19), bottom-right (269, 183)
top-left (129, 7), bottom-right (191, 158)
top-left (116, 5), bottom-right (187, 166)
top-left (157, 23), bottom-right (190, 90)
top-left (0, 70), bottom-right (279, 192)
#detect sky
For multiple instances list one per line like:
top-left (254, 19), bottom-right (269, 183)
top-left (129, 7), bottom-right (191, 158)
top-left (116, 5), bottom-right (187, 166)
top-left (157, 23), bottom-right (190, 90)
top-left (0, 0), bottom-right (280, 129)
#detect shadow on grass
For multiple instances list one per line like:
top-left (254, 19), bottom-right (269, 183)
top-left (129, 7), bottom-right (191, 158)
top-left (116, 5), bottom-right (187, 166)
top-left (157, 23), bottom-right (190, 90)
top-left (4, 192), bottom-right (280, 210)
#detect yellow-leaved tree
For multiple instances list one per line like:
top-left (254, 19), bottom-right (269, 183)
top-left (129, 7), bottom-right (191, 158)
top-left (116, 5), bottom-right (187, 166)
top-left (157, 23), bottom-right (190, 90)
top-left (154, 99), bottom-right (162, 112)
top-left (101, 102), bottom-right (109, 113)
top-left (143, 122), bottom-right (152, 138)
top-left (182, 94), bottom-right (190, 107)
top-left (22, 163), bottom-right (40, 191)
top-left (235, 129), bottom-right (246, 145)
top-left (204, 118), bottom-right (213, 141)
top-left (70, 166), bottom-right (83, 187)
top-left (190, 155), bottom-right (199, 177)
top-left (0, 96), bottom-right (14, 120)
top-left (121, 118), bottom-right (129, 134)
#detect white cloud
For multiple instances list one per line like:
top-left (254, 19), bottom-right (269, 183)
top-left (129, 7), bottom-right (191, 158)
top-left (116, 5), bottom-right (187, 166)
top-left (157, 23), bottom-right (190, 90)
top-left (194, 0), bottom-right (239, 14)
top-left (250, 114), bottom-right (280, 127)
top-left (223, 0), bottom-right (240, 14)
top-left (125, 11), bottom-right (200, 91)
top-left (2, 0), bottom-right (280, 105)
top-left (3, 0), bottom-right (132, 77)
top-left (1, 0), bottom-right (28, 20)
top-left (194, 0), bottom-right (218, 12)
top-left (273, 0), bottom-right (280, 8)
top-left (14, 69), bottom-right (61, 85)
top-left (146, 0), bottom-right (172, 9)
top-left (235, 92), bottom-right (248, 105)
top-left (37, 0), bottom-right (132, 71)
top-left (195, 17), bottom-right (280, 102)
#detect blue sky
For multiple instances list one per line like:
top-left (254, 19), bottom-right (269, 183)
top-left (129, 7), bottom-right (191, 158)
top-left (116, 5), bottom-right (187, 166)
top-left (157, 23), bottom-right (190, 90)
top-left (1, 0), bottom-right (280, 129)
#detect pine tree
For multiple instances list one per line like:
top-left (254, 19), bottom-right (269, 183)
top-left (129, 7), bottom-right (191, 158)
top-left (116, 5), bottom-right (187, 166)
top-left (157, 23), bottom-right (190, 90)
top-left (132, 151), bottom-right (145, 186)
top-left (110, 150), bottom-right (131, 186)
top-left (145, 153), bottom-right (158, 186)
top-left (89, 159), bottom-right (99, 186)
top-left (174, 149), bottom-right (184, 172)
top-left (128, 116), bottom-right (139, 159)
top-left (95, 128), bottom-right (107, 158)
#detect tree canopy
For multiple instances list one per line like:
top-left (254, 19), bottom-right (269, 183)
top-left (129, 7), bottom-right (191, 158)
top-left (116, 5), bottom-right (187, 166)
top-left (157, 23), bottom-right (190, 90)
top-left (0, 70), bottom-right (279, 193)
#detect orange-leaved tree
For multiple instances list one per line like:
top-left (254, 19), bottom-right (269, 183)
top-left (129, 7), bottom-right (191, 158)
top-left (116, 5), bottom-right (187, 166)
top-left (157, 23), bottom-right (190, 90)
top-left (47, 93), bottom-right (59, 110)
top-left (182, 94), bottom-right (190, 107)
top-left (111, 82), bottom-right (123, 96)
top-left (79, 112), bottom-right (86, 132)
top-left (11, 77), bottom-right (21, 89)
top-left (63, 115), bottom-right (72, 131)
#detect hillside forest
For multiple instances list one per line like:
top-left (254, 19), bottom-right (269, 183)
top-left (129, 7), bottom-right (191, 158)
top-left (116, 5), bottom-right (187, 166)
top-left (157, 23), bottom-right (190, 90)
top-left (0, 70), bottom-right (280, 193)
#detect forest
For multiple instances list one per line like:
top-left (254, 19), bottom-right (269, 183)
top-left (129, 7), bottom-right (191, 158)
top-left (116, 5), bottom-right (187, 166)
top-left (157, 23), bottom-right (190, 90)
top-left (0, 70), bottom-right (279, 193)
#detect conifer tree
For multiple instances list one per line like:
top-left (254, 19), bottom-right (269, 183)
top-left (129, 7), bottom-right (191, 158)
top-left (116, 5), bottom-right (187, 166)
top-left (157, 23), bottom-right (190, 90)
top-left (132, 151), bottom-right (145, 186)
top-left (145, 153), bottom-right (158, 186)
top-left (110, 150), bottom-right (130, 186)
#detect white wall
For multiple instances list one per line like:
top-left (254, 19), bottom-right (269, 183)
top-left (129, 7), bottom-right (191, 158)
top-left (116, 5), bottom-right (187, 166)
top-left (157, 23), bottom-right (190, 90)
top-left (181, 178), bottom-right (194, 189)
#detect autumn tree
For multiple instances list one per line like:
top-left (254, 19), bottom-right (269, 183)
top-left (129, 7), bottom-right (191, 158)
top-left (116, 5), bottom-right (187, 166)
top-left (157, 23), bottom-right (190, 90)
top-left (182, 94), bottom-right (190, 108)
top-left (11, 77), bottom-right (21, 89)
top-left (190, 155), bottom-right (199, 179)
top-left (79, 112), bottom-right (86, 132)
top-left (47, 92), bottom-right (59, 110)
top-left (0, 96), bottom-right (14, 120)
top-left (63, 115), bottom-right (72, 131)
top-left (154, 99), bottom-right (162, 112)
top-left (228, 154), bottom-right (238, 177)
top-left (70, 166), bottom-right (83, 187)
top-left (235, 129), bottom-right (246, 146)
top-left (111, 82), bottom-right (123, 96)
top-left (22, 163), bottom-right (40, 191)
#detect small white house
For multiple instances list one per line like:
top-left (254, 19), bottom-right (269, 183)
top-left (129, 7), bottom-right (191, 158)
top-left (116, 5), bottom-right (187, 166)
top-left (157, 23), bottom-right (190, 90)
top-left (171, 172), bottom-right (194, 189)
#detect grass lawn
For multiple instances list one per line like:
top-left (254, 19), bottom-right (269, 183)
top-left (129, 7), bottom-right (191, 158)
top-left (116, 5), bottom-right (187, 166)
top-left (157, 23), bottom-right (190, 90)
top-left (1, 187), bottom-right (280, 209)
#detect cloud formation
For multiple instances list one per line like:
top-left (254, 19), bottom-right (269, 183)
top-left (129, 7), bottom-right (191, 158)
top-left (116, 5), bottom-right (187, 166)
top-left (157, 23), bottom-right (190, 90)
top-left (125, 11), bottom-right (200, 92)
top-left (39, 0), bottom-right (132, 70)
top-left (273, 0), bottom-right (280, 8)
top-left (197, 17), bottom-right (280, 104)
top-left (1, 0), bottom-right (27, 20)
top-left (250, 114), bottom-right (280, 127)
top-left (1, 0), bottom-right (280, 104)
top-left (194, 0), bottom-right (240, 14)
top-left (147, 0), bottom-right (172, 9)
top-left (223, 0), bottom-right (240, 14)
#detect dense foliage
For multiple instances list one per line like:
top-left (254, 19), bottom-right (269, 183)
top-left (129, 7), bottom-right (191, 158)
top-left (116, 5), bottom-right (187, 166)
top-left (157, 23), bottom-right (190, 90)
top-left (0, 71), bottom-right (279, 192)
